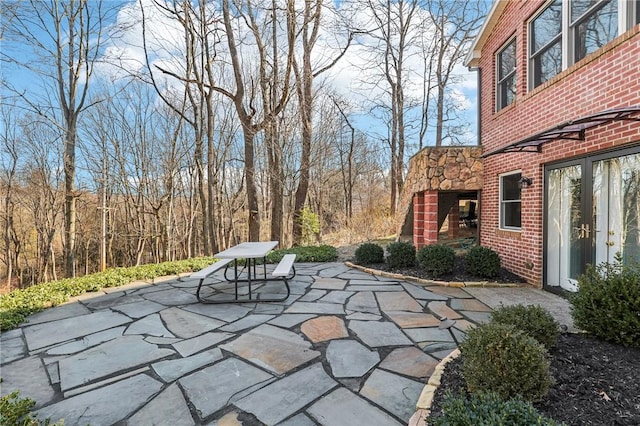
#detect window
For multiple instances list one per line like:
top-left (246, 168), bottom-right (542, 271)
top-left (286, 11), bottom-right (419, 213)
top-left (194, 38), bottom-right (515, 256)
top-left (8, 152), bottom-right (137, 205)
top-left (571, 0), bottom-right (618, 62)
top-left (636, 0), bottom-right (640, 25)
top-left (500, 172), bottom-right (522, 229)
top-left (530, 0), bottom-right (563, 88)
top-left (497, 39), bottom-right (516, 111)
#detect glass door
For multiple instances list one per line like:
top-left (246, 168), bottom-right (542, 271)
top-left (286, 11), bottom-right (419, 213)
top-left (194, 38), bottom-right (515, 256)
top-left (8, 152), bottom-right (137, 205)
top-left (593, 153), bottom-right (640, 266)
top-left (545, 148), bottom-right (640, 291)
top-left (546, 162), bottom-right (587, 291)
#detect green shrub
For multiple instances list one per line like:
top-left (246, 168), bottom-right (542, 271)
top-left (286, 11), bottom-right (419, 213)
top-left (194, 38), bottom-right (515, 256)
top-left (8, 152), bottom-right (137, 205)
top-left (465, 246), bottom-right (501, 278)
top-left (0, 390), bottom-right (63, 425)
top-left (491, 304), bottom-right (560, 349)
top-left (265, 245), bottom-right (337, 263)
top-left (428, 391), bottom-right (563, 426)
top-left (416, 244), bottom-right (455, 278)
top-left (354, 243), bottom-right (384, 264)
top-left (571, 258), bottom-right (640, 347)
top-left (385, 241), bottom-right (416, 269)
top-left (0, 257), bottom-right (217, 332)
top-left (461, 322), bottom-right (553, 402)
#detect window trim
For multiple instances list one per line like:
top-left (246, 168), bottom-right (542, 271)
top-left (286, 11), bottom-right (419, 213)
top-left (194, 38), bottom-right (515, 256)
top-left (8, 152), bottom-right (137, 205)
top-left (499, 171), bottom-right (523, 231)
top-left (528, 0), bottom-right (563, 90)
top-left (496, 37), bottom-right (517, 112)
top-left (527, 0), bottom-right (637, 93)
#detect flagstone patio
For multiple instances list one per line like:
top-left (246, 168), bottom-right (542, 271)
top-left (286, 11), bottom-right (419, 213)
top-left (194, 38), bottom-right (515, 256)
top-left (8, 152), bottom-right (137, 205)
top-left (0, 262), bottom-right (571, 425)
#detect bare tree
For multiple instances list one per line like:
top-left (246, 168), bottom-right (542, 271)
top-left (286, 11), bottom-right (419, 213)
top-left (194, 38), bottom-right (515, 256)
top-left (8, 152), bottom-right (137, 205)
top-left (290, 0), bottom-right (353, 245)
top-left (420, 0), bottom-right (487, 147)
top-left (1, 0), bottom-right (115, 277)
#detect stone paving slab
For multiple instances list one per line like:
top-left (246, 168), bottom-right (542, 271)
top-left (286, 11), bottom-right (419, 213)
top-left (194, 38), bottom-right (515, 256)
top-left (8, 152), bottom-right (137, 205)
top-left (23, 310), bottom-right (131, 351)
top-left (345, 291), bottom-right (379, 314)
top-left (112, 299), bottom-right (166, 318)
top-left (360, 369), bottom-right (424, 421)
top-left (347, 284), bottom-right (404, 292)
top-left (126, 383), bottom-right (195, 425)
top-left (267, 313), bottom-right (316, 328)
top-left (183, 303), bottom-right (252, 322)
top-left (58, 335), bottom-right (174, 391)
top-left (35, 374), bottom-right (163, 426)
top-left (0, 335), bottom-right (26, 364)
top-left (234, 363), bottom-right (337, 425)
top-left (326, 339), bottom-right (380, 378)
top-left (300, 315), bottom-right (348, 342)
top-left (348, 320), bottom-right (413, 347)
top-left (376, 292), bottom-right (423, 313)
top-left (311, 277), bottom-right (347, 290)
top-left (0, 356), bottom-right (55, 408)
top-left (152, 348), bottom-right (223, 382)
top-left (47, 326), bottom-right (126, 355)
top-left (21, 302), bottom-right (91, 326)
top-left (284, 301), bottom-right (345, 315)
top-left (221, 324), bottom-right (320, 375)
top-left (125, 313), bottom-right (175, 337)
top-left (160, 307), bottom-right (226, 338)
top-left (179, 358), bottom-right (273, 420)
top-left (307, 387), bottom-right (403, 426)
top-left (172, 331), bottom-right (235, 357)
top-left (386, 311), bottom-right (441, 328)
top-left (380, 347), bottom-right (439, 379)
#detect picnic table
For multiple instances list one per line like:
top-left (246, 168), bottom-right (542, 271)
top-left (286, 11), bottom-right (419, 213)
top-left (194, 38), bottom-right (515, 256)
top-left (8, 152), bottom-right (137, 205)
top-left (192, 241), bottom-right (296, 304)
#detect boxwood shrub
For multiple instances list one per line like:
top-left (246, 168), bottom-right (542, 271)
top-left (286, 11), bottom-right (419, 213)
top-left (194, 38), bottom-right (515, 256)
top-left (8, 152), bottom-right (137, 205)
top-left (417, 244), bottom-right (455, 278)
top-left (385, 241), bottom-right (416, 269)
top-left (571, 259), bottom-right (640, 347)
top-left (265, 245), bottom-right (338, 263)
top-left (461, 322), bottom-right (553, 402)
top-left (490, 304), bottom-right (560, 349)
top-left (465, 246), bottom-right (501, 278)
top-left (354, 243), bottom-right (384, 265)
top-left (428, 391), bottom-right (563, 426)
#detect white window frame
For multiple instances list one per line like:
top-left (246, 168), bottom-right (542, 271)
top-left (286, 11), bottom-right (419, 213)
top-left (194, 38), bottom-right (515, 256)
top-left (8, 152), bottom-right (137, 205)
top-left (496, 38), bottom-right (517, 111)
top-left (499, 171), bottom-right (522, 231)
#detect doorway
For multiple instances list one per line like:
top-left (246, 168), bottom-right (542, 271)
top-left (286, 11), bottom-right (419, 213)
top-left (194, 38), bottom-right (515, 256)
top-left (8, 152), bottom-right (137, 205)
top-left (544, 147), bottom-right (640, 291)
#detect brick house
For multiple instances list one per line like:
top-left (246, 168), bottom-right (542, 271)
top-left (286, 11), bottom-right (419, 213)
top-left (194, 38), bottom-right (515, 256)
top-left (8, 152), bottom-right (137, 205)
top-left (403, 0), bottom-right (640, 290)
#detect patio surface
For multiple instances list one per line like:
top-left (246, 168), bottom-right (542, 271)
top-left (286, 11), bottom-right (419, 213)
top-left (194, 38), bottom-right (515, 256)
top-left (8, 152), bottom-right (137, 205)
top-left (0, 262), bottom-right (573, 425)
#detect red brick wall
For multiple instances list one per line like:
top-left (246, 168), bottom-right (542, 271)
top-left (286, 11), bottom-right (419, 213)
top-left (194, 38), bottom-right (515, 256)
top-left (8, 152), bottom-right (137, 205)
top-left (476, 1), bottom-right (640, 286)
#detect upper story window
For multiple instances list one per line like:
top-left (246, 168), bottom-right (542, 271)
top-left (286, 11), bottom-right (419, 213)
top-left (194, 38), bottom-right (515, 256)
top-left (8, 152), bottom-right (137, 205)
top-left (500, 171), bottom-right (522, 230)
top-left (571, 0), bottom-right (618, 62)
top-left (530, 0), bottom-right (563, 88)
top-left (497, 39), bottom-right (516, 111)
top-left (528, 0), bottom-right (637, 91)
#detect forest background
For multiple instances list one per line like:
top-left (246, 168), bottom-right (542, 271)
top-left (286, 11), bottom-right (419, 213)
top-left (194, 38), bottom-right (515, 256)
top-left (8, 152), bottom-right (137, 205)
top-left (0, 0), bottom-right (488, 290)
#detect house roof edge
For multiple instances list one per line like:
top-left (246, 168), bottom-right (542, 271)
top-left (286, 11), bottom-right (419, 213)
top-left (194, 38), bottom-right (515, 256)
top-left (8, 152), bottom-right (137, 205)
top-left (464, 0), bottom-right (508, 68)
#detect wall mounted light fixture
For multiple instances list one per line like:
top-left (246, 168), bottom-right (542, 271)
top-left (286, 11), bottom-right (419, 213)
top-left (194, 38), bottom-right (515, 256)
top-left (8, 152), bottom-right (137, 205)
top-left (519, 177), bottom-right (533, 188)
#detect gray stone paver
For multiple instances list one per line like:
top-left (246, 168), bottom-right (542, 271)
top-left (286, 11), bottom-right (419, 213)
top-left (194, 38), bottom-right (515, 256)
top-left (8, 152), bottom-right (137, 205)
top-left (0, 336), bottom-right (26, 364)
top-left (326, 340), bottom-right (380, 377)
top-left (152, 348), bottom-right (223, 382)
top-left (360, 369), bottom-right (424, 421)
top-left (1, 262), bottom-right (571, 425)
top-left (160, 307), bottom-right (226, 338)
top-left (234, 363), bottom-right (337, 425)
top-left (172, 331), bottom-right (235, 357)
top-left (126, 383), bottom-right (195, 426)
top-left (0, 356), bottom-right (55, 408)
top-left (36, 374), bottom-right (163, 425)
top-left (179, 358), bottom-right (273, 420)
top-left (47, 326), bottom-right (126, 355)
top-left (348, 320), bottom-right (413, 347)
top-left (125, 313), bottom-right (175, 337)
top-left (307, 388), bottom-right (403, 426)
top-left (58, 335), bottom-right (174, 391)
top-left (23, 310), bottom-right (131, 351)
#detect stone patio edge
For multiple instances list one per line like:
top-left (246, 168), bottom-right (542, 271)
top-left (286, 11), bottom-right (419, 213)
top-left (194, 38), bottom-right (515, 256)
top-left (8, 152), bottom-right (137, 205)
top-left (343, 261), bottom-right (526, 288)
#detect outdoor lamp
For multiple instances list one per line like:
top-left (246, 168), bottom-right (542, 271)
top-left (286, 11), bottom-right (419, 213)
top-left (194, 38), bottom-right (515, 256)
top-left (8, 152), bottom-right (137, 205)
top-left (519, 177), bottom-right (533, 188)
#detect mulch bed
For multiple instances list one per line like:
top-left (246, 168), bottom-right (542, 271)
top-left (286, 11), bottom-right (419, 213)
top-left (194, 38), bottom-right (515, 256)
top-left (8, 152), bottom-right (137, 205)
top-left (428, 333), bottom-right (640, 425)
top-left (360, 255), bottom-right (525, 284)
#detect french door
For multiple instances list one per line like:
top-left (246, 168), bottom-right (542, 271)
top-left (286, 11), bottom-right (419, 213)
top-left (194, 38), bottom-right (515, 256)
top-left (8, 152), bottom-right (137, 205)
top-left (545, 148), bottom-right (640, 291)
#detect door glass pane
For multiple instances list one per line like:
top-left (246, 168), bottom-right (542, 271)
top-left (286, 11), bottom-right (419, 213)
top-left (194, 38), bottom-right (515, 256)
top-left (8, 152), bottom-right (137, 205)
top-left (546, 165), bottom-right (582, 291)
top-left (593, 153), bottom-right (640, 266)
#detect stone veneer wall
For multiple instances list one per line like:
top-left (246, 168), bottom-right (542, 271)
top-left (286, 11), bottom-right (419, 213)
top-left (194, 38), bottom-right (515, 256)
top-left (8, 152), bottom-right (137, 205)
top-left (396, 147), bottom-right (484, 247)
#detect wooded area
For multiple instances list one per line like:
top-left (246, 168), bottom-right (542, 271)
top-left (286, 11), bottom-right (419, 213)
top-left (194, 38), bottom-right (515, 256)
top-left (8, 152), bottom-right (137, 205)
top-left (0, 0), bottom-right (486, 288)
